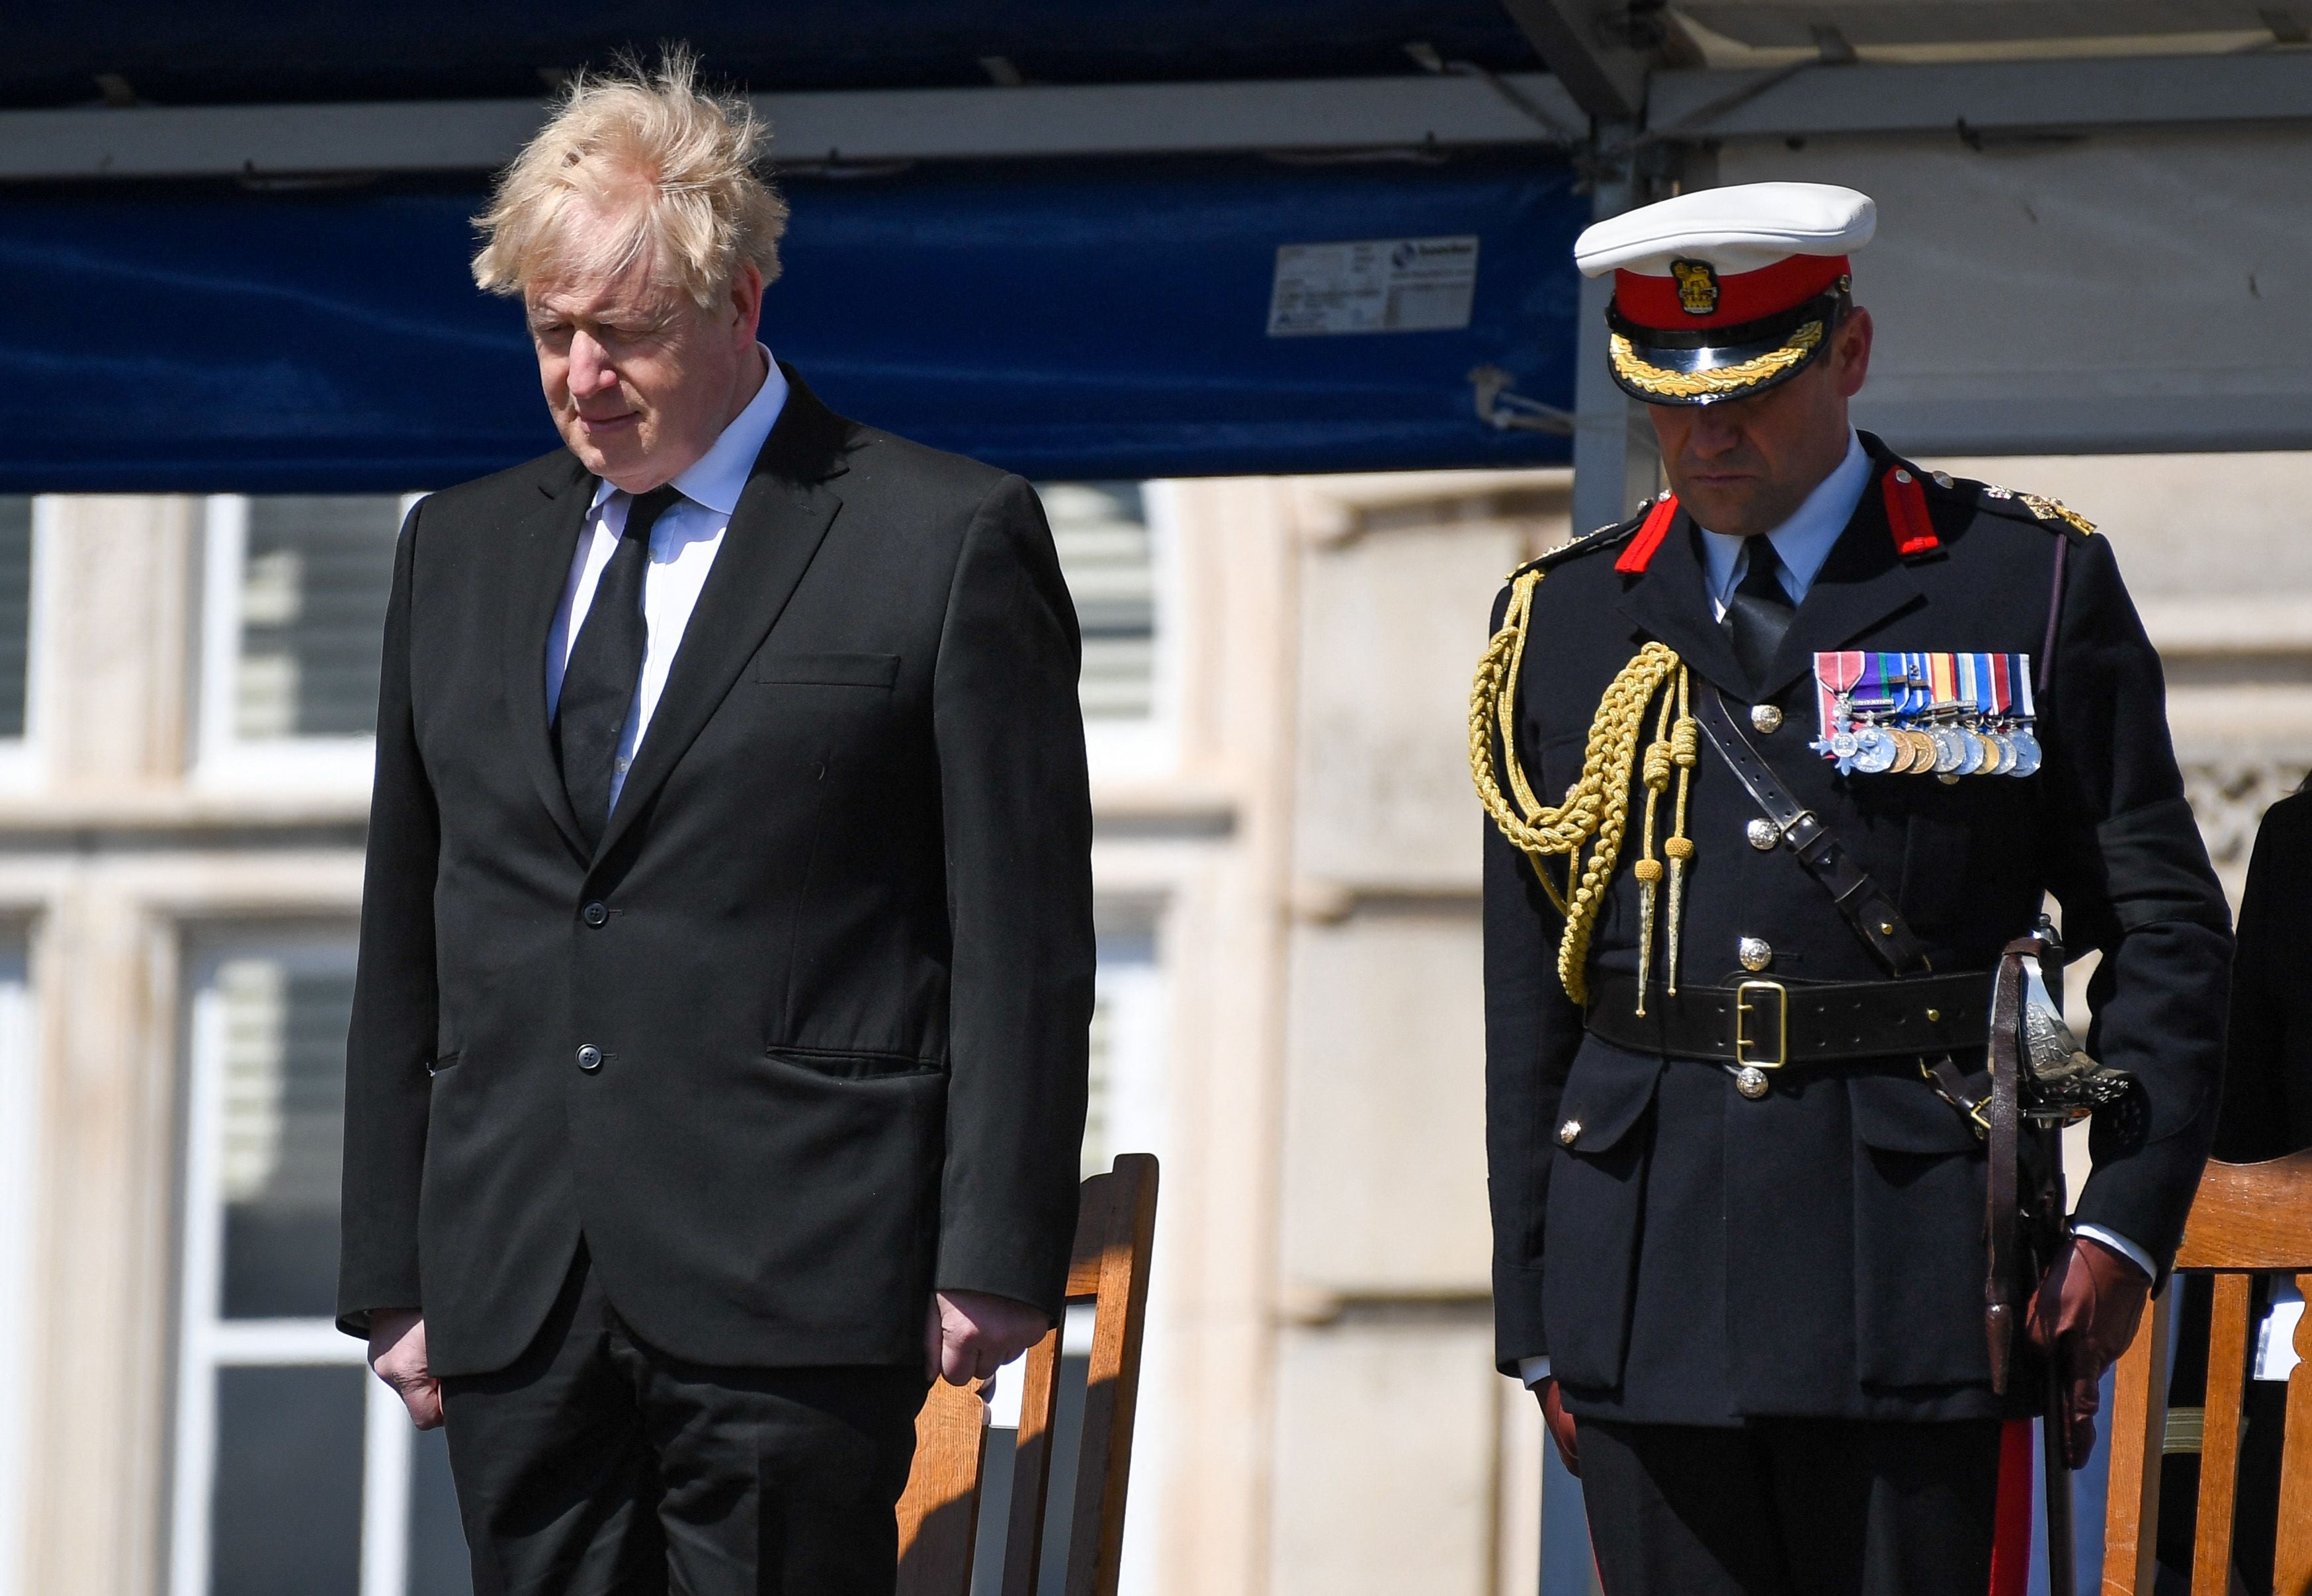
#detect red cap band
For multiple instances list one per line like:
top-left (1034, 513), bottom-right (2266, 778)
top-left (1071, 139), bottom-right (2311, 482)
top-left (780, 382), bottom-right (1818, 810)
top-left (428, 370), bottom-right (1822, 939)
top-left (1613, 253), bottom-right (1848, 332)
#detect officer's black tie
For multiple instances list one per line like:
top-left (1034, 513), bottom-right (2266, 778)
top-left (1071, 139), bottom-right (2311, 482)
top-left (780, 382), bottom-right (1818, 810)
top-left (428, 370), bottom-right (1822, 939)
top-left (556, 484), bottom-right (682, 849)
top-left (1724, 534), bottom-right (1795, 686)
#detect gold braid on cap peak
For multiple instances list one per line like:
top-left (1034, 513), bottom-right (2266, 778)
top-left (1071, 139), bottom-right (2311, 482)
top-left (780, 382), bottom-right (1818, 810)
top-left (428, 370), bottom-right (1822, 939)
top-left (1469, 566), bottom-right (1696, 1009)
top-left (1609, 320), bottom-right (1822, 401)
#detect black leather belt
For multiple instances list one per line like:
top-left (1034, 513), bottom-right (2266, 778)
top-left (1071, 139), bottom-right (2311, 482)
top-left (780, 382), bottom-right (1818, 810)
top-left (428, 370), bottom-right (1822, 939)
top-left (1586, 970), bottom-right (1990, 1066)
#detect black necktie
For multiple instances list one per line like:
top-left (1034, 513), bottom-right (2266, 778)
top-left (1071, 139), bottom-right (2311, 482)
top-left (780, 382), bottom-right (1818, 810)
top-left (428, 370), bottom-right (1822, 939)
top-left (1724, 536), bottom-right (1795, 685)
top-left (556, 485), bottom-right (681, 848)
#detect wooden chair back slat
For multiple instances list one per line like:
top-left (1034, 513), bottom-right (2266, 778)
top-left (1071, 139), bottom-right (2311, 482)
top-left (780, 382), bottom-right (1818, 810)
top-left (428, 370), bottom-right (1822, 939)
top-left (2190, 1273), bottom-right (2253, 1596)
top-left (1000, 1326), bottom-right (1064, 1596)
top-left (895, 1379), bottom-right (992, 1596)
top-left (2100, 1284), bottom-right (2170, 1596)
top-left (1057, 1154), bottom-right (1160, 1596)
top-left (2276, 1272), bottom-right (2312, 1596)
top-left (897, 1154), bottom-right (1160, 1596)
top-left (2102, 1150), bottom-right (2312, 1596)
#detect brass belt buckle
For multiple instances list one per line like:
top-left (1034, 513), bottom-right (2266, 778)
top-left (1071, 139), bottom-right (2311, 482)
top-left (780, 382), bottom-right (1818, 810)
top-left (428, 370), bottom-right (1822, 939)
top-left (1733, 979), bottom-right (1788, 1099)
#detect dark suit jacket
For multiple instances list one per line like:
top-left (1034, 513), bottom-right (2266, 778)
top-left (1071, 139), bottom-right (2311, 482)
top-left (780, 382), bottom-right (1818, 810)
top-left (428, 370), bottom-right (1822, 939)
top-left (2157, 790), bottom-right (2312, 1581)
top-left (1484, 433), bottom-right (2231, 1425)
top-left (337, 371), bottom-right (1095, 1379)
top-left (2217, 789), bottom-right (2312, 1159)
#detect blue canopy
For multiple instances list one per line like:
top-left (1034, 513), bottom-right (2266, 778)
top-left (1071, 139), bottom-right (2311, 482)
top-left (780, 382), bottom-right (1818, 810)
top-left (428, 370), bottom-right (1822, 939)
top-left (9, 3), bottom-right (1537, 106)
top-left (5, 153), bottom-right (1584, 492)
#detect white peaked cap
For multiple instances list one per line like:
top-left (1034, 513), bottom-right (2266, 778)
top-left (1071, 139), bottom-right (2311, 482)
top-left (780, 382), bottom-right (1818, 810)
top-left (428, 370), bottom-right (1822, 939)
top-left (1574, 183), bottom-right (1876, 278)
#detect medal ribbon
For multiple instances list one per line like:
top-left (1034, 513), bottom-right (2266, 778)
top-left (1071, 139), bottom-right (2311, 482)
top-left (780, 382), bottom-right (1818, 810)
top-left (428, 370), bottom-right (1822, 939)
top-left (1928, 651), bottom-right (1957, 709)
top-left (1815, 651), bottom-right (1865, 744)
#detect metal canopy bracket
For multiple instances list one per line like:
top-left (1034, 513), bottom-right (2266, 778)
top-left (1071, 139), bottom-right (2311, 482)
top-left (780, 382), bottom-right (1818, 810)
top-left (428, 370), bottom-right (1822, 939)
top-left (1496, 0), bottom-right (1652, 120)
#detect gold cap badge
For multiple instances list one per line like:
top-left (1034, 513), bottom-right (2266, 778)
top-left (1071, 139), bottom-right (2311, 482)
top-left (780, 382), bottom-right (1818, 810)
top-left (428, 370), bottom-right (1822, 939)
top-left (1670, 259), bottom-right (1720, 316)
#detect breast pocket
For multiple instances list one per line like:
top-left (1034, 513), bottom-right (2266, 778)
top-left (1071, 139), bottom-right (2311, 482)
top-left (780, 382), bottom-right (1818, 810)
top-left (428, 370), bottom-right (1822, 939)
top-left (750, 651), bottom-right (901, 689)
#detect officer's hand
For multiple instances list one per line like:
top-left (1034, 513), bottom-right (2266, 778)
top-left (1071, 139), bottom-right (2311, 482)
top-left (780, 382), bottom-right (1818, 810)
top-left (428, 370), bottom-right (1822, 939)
top-left (367, 1308), bottom-right (444, 1431)
top-left (1534, 1377), bottom-right (1580, 1478)
top-left (2025, 1235), bottom-right (2149, 1468)
top-left (925, 1290), bottom-right (1051, 1386)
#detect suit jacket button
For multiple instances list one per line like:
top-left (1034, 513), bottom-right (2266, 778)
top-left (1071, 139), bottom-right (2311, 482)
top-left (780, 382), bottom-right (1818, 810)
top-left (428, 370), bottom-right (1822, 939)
top-left (577, 1044), bottom-right (603, 1072)
top-left (583, 901), bottom-right (609, 927)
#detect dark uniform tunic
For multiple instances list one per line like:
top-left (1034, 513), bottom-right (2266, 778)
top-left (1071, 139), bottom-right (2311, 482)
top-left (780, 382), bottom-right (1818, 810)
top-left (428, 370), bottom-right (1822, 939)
top-left (1484, 433), bottom-right (2231, 1426)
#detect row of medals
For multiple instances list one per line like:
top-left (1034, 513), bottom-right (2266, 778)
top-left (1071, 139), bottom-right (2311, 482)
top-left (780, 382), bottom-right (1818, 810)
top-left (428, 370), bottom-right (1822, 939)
top-left (1815, 695), bottom-right (2042, 778)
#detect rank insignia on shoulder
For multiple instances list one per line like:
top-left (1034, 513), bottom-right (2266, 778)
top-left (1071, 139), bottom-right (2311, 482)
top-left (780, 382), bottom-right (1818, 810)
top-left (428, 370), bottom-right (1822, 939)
top-left (1809, 651), bottom-right (2041, 778)
top-left (2017, 493), bottom-right (2096, 536)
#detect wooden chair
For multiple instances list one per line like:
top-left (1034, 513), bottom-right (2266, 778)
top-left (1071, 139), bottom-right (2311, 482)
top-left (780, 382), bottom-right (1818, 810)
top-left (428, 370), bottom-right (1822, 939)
top-left (894, 1153), bottom-right (1160, 1596)
top-left (2102, 1150), bottom-right (2312, 1596)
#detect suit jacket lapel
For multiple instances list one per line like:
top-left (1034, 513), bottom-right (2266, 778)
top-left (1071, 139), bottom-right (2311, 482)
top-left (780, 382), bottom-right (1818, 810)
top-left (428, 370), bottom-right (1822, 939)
top-left (501, 459), bottom-right (595, 859)
top-left (1613, 507), bottom-right (1746, 695)
top-left (591, 372), bottom-right (853, 862)
top-left (1754, 476), bottom-right (1924, 702)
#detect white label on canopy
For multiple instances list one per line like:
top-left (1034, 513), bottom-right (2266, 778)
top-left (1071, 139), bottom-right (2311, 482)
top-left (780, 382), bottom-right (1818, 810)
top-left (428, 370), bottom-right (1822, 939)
top-left (1267, 235), bottom-right (1480, 336)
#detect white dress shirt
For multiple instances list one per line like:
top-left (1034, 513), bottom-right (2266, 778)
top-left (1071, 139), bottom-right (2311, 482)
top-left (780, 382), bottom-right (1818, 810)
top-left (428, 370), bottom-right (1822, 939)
top-left (546, 347), bottom-right (789, 816)
top-left (1518, 431), bottom-right (2149, 1390)
top-left (1695, 429), bottom-right (1872, 618)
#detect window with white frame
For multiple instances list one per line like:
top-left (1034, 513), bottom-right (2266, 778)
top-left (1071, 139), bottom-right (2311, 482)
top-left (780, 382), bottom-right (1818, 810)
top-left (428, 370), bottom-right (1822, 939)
top-left (172, 937), bottom-right (469, 1596)
top-left (198, 496), bottom-right (409, 788)
top-left (1040, 483), bottom-right (1175, 778)
top-left (0, 498), bottom-right (46, 788)
top-left (0, 946), bottom-right (37, 1596)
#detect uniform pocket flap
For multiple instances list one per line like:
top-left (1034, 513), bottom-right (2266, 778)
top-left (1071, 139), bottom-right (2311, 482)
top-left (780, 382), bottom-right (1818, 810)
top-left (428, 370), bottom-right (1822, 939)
top-left (1848, 1070), bottom-right (1982, 1155)
top-left (751, 651), bottom-right (901, 689)
top-left (767, 1046), bottom-right (943, 1081)
top-left (1554, 1045), bottom-right (1666, 1155)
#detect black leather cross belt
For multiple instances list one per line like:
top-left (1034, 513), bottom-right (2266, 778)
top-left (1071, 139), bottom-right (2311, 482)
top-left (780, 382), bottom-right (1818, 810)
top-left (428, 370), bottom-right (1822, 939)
top-left (1586, 970), bottom-right (1990, 1066)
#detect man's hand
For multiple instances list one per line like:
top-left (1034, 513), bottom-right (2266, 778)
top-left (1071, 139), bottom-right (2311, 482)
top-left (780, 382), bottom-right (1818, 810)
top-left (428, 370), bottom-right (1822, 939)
top-left (367, 1308), bottom-right (444, 1431)
top-left (2026, 1235), bottom-right (2151, 1468)
top-left (1534, 1377), bottom-right (1580, 1478)
top-left (924, 1290), bottom-right (1050, 1386)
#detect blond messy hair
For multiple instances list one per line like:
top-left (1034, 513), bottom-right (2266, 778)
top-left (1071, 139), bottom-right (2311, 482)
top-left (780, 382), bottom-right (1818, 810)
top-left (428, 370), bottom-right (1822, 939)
top-left (472, 47), bottom-right (789, 309)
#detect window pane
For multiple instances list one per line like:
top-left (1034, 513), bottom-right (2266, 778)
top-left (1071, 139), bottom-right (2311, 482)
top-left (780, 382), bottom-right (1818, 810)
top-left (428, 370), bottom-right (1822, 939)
top-left (237, 496), bottom-right (401, 739)
top-left (1042, 483), bottom-right (1156, 720)
top-left (218, 959), bottom-right (354, 1319)
top-left (407, 1425), bottom-right (474, 1596)
top-left (0, 499), bottom-right (32, 739)
top-left (209, 1365), bottom-right (364, 1596)
top-left (1081, 989), bottom-right (1113, 1181)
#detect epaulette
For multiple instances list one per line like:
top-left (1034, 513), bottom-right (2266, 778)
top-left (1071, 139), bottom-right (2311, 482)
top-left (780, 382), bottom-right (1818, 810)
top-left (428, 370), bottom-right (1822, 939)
top-left (1505, 503), bottom-right (1652, 581)
top-left (1967, 477), bottom-right (2098, 538)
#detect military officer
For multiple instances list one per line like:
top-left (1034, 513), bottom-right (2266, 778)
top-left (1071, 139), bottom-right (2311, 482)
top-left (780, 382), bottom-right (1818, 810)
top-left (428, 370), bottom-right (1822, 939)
top-left (1475, 183), bottom-right (2230, 1593)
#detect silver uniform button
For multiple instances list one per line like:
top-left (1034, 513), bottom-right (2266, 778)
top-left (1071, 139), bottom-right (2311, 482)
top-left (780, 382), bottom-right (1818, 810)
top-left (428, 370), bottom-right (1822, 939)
top-left (1750, 704), bottom-right (1783, 734)
top-left (1559, 1119), bottom-right (1582, 1145)
top-left (1746, 818), bottom-right (1780, 851)
top-left (1738, 937), bottom-right (1773, 972)
top-left (1734, 1066), bottom-right (1771, 1099)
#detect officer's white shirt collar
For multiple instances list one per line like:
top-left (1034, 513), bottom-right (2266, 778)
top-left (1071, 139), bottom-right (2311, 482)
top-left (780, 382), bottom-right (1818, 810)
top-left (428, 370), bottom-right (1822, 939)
top-left (547, 345), bottom-right (788, 814)
top-left (585, 346), bottom-right (789, 520)
top-left (1695, 429), bottom-right (1871, 618)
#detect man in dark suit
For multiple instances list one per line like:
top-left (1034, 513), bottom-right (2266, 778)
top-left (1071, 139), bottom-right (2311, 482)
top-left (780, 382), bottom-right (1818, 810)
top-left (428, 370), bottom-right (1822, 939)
top-left (337, 54), bottom-right (1093, 1595)
top-left (1476, 183), bottom-right (2229, 1593)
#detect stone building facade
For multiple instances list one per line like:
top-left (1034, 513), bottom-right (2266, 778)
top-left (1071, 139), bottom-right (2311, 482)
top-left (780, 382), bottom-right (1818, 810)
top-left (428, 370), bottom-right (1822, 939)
top-left (0, 451), bottom-right (2301, 1595)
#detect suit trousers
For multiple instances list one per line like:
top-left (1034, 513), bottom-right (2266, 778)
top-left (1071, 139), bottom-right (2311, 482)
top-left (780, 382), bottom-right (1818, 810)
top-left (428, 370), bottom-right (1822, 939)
top-left (1579, 1417), bottom-right (2002, 1596)
top-left (439, 1245), bottom-right (929, 1596)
